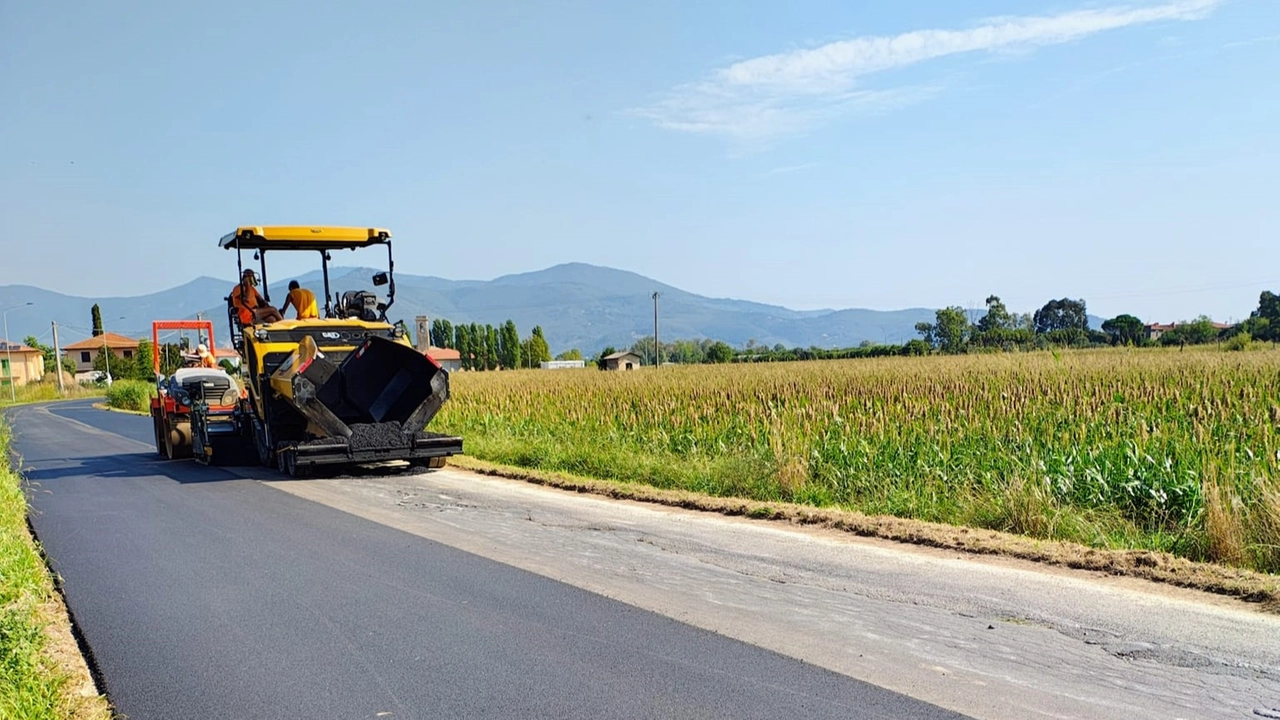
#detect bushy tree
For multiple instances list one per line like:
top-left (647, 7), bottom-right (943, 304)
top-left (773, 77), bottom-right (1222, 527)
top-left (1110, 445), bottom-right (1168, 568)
top-left (1247, 291), bottom-right (1279, 342)
top-left (132, 340), bottom-right (155, 380)
top-left (1042, 327), bottom-right (1090, 347)
top-left (22, 336), bottom-right (55, 376)
top-left (1101, 314), bottom-right (1146, 346)
top-left (91, 304), bottom-right (103, 337)
top-left (901, 339), bottom-right (931, 356)
top-left (1034, 298), bottom-right (1088, 335)
top-left (523, 326), bottom-right (551, 367)
top-left (1242, 316), bottom-right (1271, 343)
top-left (93, 342), bottom-right (154, 382)
top-left (918, 307), bottom-right (970, 354)
top-left (555, 348), bottom-right (583, 361)
top-left (1159, 317), bottom-right (1222, 346)
top-left (667, 339), bottom-right (707, 364)
top-left (913, 321), bottom-right (935, 348)
top-left (630, 337), bottom-right (657, 366)
top-left (705, 341), bottom-right (733, 364)
top-left (596, 346), bottom-right (618, 370)
top-left (977, 295), bottom-right (1013, 333)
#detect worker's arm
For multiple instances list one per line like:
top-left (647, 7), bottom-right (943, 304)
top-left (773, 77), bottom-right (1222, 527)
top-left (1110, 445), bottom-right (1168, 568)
top-left (280, 291), bottom-right (295, 314)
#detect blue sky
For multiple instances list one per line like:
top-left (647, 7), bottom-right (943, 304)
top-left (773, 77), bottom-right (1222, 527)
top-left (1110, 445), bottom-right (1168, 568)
top-left (2, 0), bottom-right (1277, 323)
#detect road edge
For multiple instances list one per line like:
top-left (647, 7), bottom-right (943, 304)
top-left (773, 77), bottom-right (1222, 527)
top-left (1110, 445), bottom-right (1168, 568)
top-left (1, 414), bottom-right (114, 720)
top-left (448, 454), bottom-right (1280, 613)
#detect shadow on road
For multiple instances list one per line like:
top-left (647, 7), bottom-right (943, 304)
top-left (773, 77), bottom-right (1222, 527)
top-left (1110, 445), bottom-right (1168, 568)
top-left (18, 451), bottom-right (250, 485)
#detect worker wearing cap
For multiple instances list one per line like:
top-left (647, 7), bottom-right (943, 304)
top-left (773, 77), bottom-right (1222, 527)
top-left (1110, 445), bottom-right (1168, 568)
top-left (230, 269), bottom-right (282, 325)
top-left (280, 280), bottom-right (319, 320)
top-left (196, 343), bottom-right (217, 369)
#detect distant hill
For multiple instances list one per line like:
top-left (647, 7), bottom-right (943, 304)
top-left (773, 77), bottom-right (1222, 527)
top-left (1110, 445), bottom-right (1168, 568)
top-left (0, 277), bottom-right (235, 349)
top-left (1, 263), bottom-right (1065, 354)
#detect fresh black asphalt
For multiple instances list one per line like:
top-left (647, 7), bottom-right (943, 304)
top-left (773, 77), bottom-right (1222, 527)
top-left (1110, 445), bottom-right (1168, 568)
top-left (7, 400), bottom-right (967, 720)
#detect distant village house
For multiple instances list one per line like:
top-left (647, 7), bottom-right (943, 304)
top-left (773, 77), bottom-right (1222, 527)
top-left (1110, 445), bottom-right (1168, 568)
top-left (1145, 321), bottom-right (1232, 342)
top-left (425, 346), bottom-right (463, 373)
top-left (61, 332), bottom-right (140, 378)
top-left (212, 347), bottom-right (242, 368)
top-left (0, 342), bottom-right (45, 388)
top-left (602, 351), bottom-right (643, 371)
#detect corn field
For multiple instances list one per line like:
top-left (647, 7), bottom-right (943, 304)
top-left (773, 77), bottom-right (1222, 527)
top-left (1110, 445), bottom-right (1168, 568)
top-left (433, 348), bottom-right (1280, 573)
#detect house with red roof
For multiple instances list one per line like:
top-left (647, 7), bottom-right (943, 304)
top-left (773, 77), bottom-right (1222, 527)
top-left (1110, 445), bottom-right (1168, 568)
top-left (61, 332), bottom-right (140, 374)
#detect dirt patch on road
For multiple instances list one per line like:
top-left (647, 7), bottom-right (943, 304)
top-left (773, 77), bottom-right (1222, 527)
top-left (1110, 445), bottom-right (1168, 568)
top-left (449, 456), bottom-right (1280, 613)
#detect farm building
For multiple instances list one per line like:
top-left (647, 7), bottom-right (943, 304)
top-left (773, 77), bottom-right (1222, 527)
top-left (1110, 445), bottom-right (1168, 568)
top-left (601, 351), bottom-right (642, 371)
top-left (426, 346), bottom-right (463, 372)
top-left (0, 341), bottom-right (45, 388)
top-left (541, 360), bottom-right (585, 370)
top-left (1146, 321), bottom-right (1233, 341)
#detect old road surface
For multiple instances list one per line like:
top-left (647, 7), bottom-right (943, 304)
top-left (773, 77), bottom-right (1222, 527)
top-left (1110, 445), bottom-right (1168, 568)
top-left (7, 401), bottom-right (1280, 720)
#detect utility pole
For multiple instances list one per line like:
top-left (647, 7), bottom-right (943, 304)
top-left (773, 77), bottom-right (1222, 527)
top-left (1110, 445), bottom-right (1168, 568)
top-left (52, 321), bottom-right (64, 395)
top-left (101, 331), bottom-right (111, 386)
top-left (100, 315), bottom-right (125, 386)
top-left (652, 291), bottom-right (660, 367)
top-left (3, 302), bottom-right (34, 402)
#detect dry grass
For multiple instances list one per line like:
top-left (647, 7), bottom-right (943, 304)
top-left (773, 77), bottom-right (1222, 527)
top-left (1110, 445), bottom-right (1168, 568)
top-left (0, 379), bottom-right (100, 409)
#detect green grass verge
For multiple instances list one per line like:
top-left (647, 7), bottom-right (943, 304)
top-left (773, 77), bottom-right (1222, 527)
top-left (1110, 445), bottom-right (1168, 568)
top-left (0, 382), bottom-right (101, 410)
top-left (103, 381), bottom-right (155, 414)
top-left (1, 420), bottom-right (68, 717)
top-left (0, 420), bottom-right (110, 719)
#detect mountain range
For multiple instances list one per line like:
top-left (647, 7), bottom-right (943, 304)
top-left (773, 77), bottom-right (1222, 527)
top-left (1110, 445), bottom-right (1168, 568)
top-left (2, 263), bottom-right (1019, 354)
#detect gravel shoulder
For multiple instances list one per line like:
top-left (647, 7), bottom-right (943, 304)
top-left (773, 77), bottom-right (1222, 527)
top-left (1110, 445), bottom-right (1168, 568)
top-left (447, 457), bottom-right (1280, 612)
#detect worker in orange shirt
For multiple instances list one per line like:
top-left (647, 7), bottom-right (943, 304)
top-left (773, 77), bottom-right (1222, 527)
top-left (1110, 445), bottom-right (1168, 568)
top-left (196, 343), bottom-right (218, 368)
top-left (230, 269), bottom-right (282, 326)
top-left (281, 280), bottom-right (319, 320)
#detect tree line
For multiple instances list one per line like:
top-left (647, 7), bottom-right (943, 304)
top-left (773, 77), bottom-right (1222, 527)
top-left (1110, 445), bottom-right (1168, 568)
top-left (592, 291), bottom-right (1280, 366)
top-left (913, 291), bottom-right (1279, 354)
top-left (428, 318), bottom-right (583, 370)
top-left (596, 337), bottom-right (737, 368)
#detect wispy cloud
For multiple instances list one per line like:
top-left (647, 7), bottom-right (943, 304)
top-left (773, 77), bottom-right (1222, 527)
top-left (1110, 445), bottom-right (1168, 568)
top-left (631, 0), bottom-right (1224, 144)
top-left (1224, 34), bottom-right (1280, 49)
top-left (760, 162), bottom-right (821, 178)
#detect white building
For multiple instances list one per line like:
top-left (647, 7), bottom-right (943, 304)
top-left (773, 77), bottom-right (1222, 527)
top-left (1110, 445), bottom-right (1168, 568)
top-left (540, 360), bottom-right (585, 370)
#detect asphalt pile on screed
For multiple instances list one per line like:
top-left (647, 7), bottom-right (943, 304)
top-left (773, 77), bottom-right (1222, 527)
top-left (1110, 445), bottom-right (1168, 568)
top-left (349, 422), bottom-right (410, 449)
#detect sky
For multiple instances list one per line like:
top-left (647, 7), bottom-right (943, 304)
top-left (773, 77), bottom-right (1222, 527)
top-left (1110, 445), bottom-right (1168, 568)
top-left (2, 0), bottom-right (1278, 323)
